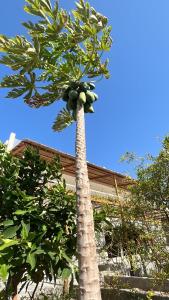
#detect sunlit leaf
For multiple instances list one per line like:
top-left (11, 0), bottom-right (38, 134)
top-left (3, 220), bottom-right (14, 227)
top-left (0, 264), bottom-right (9, 281)
top-left (14, 210), bottom-right (28, 215)
top-left (61, 268), bottom-right (72, 279)
top-left (2, 226), bottom-right (19, 239)
top-left (26, 252), bottom-right (36, 270)
top-left (0, 239), bottom-right (19, 251)
top-left (21, 221), bottom-right (30, 240)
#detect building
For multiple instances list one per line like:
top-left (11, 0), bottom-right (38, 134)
top-left (6, 133), bottom-right (131, 206)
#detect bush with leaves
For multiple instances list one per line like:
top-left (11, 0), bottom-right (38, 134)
top-left (131, 137), bottom-right (169, 220)
top-left (0, 143), bottom-right (77, 299)
top-left (120, 136), bottom-right (169, 279)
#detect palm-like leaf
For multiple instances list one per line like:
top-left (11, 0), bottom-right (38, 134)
top-left (52, 108), bottom-right (74, 132)
top-left (0, 0), bottom-right (112, 109)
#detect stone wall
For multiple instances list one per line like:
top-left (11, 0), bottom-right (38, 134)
top-left (104, 276), bottom-right (169, 292)
top-left (101, 288), bottom-right (169, 300)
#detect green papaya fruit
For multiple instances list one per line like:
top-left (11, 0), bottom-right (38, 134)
top-left (72, 109), bottom-right (77, 121)
top-left (88, 82), bottom-right (95, 90)
top-left (92, 92), bottom-right (98, 101)
top-left (84, 103), bottom-right (94, 113)
top-left (79, 82), bottom-right (89, 92)
top-left (79, 92), bottom-right (86, 104)
top-left (67, 98), bottom-right (76, 110)
top-left (88, 105), bottom-right (94, 113)
top-left (86, 90), bottom-right (95, 103)
top-left (62, 91), bottom-right (69, 102)
top-left (83, 82), bottom-right (89, 89)
top-left (84, 103), bottom-right (89, 113)
top-left (68, 89), bottom-right (79, 100)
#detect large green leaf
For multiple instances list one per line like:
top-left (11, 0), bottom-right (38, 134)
top-left (6, 87), bottom-right (29, 99)
top-left (26, 252), bottom-right (36, 270)
top-left (52, 108), bottom-right (74, 132)
top-left (14, 210), bottom-right (28, 215)
top-left (0, 239), bottom-right (19, 251)
top-left (2, 225), bottom-right (19, 239)
top-left (3, 220), bottom-right (14, 227)
top-left (24, 0), bottom-right (53, 20)
top-left (21, 221), bottom-right (30, 240)
top-left (0, 264), bottom-right (9, 281)
top-left (0, 0), bottom-right (112, 110)
top-left (61, 268), bottom-right (72, 279)
top-left (62, 252), bottom-right (72, 264)
top-left (22, 21), bottom-right (45, 34)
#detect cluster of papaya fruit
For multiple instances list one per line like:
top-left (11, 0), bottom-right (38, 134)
top-left (62, 82), bottom-right (98, 120)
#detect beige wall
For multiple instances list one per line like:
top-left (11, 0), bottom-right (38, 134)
top-left (63, 173), bottom-right (127, 200)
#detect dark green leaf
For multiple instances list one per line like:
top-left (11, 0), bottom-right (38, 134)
top-left (3, 220), bottom-right (14, 227)
top-left (21, 221), bottom-right (30, 240)
top-left (2, 226), bottom-right (19, 239)
top-left (26, 252), bottom-right (36, 270)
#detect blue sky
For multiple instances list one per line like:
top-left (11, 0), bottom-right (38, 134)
top-left (0, 0), bottom-right (169, 176)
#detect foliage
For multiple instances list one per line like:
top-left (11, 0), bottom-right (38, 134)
top-left (104, 222), bottom-right (144, 258)
top-left (28, 292), bottom-right (73, 300)
top-left (130, 136), bottom-right (169, 278)
top-left (0, 143), bottom-right (77, 298)
top-left (131, 137), bottom-right (169, 219)
top-left (0, 0), bottom-right (112, 130)
top-left (117, 136), bottom-right (169, 279)
top-left (0, 143), bottom-right (112, 298)
top-left (52, 108), bottom-right (74, 132)
top-left (146, 291), bottom-right (155, 300)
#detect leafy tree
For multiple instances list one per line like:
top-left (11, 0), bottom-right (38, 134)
top-left (132, 137), bottom-right (169, 220)
top-left (0, 143), bottom-right (77, 300)
top-left (131, 137), bottom-right (169, 276)
top-left (120, 136), bottom-right (169, 279)
top-left (0, 1), bottom-right (112, 299)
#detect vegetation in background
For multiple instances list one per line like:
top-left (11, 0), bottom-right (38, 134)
top-left (0, 143), bottom-right (77, 299)
top-left (119, 136), bottom-right (169, 279)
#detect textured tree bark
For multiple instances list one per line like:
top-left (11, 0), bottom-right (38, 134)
top-left (75, 101), bottom-right (101, 300)
top-left (63, 278), bottom-right (70, 295)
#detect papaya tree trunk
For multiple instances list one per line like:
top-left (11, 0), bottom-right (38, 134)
top-left (75, 101), bottom-right (101, 300)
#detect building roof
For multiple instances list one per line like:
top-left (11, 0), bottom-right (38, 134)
top-left (12, 139), bottom-right (133, 190)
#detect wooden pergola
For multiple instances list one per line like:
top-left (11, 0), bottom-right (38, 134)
top-left (12, 139), bottom-right (134, 191)
top-left (12, 139), bottom-right (166, 222)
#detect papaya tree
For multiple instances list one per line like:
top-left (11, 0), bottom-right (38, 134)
top-left (0, 1), bottom-right (112, 299)
top-left (0, 143), bottom-right (77, 300)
